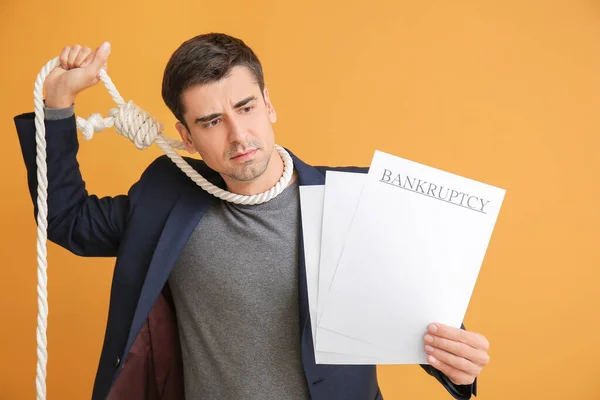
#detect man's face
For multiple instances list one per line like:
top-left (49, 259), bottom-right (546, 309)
top-left (175, 66), bottom-right (277, 184)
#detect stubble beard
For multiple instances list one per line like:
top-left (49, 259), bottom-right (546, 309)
top-left (224, 140), bottom-right (273, 182)
top-left (226, 155), bottom-right (271, 182)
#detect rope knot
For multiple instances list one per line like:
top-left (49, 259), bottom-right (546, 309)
top-left (110, 100), bottom-right (163, 150)
top-left (76, 101), bottom-right (163, 150)
top-left (76, 113), bottom-right (114, 140)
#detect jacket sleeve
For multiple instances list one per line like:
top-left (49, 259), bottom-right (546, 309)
top-left (14, 111), bottom-right (147, 257)
top-left (421, 365), bottom-right (477, 399)
top-left (420, 323), bottom-right (478, 399)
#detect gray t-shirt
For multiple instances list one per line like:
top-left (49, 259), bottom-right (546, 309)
top-left (168, 180), bottom-right (310, 399)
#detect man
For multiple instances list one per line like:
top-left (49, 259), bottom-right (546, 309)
top-left (15, 33), bottom-right (489, 399)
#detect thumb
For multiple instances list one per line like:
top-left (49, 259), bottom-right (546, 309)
top-left (87, 41), bottom-right (111, 74)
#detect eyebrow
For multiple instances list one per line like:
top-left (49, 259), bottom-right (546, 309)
top-left (194, 95), bottom-right (257, 124)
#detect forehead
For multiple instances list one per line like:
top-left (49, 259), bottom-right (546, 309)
top-left (181, 66), bottom-right (261, 114)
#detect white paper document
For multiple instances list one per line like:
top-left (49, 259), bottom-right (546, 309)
top-left (315, 172), bottom-right (405, 361)
top-left (316, 172), bottom-right (365, 325)
top-left (299, 185), bottom-right (384, 364)
top-left (316, 150), bottom-right (505, 364)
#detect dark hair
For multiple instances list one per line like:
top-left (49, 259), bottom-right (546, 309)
top-left (161, 33), bottom-right (265, 129)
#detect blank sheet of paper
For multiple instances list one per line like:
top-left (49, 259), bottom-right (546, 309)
top-left (300, 184), bottom-right (389, 364)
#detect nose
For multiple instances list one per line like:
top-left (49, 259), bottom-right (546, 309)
top-left (226, 115), bottom-right (249, 144)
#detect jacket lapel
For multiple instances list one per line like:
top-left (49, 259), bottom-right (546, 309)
top-left (122, 163), bottom-right (222, 359)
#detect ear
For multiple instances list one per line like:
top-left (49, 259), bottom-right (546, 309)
top-left (175, 121), bottom-right (197, 154)
top-left (263, 87), bottom-right (277, 123)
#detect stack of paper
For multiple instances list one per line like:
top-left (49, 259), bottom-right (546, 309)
top-left (299, 150), bottom-right (505, 365)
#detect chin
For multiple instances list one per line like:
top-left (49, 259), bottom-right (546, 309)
top-left (233, 160), bottom-right (270, 182)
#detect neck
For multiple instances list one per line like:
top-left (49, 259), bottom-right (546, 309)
top-left (224, 149), bottom-right (293, 196)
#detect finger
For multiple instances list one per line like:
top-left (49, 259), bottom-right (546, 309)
top-left (87, 41), bottom-right (111, 75)
top-left (74, 46), bottom-right (92, 68)
top-left (67, 44), bottom-right (81, 68)
top-left (425, 344), bottom-right (482, 377)
top-left (428, 323), bottom-right (490, 351)
top-left (427, 355), bottom-right (475, 385)
top-left (81, 49), bottom-right (96, 68)
top-left (59, 46), bottom-right (70, 69)
top-left (424, 333), bottom-right (489, 366)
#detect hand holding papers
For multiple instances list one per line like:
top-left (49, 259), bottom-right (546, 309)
top-left (300, 150), bottom-right (505, 365)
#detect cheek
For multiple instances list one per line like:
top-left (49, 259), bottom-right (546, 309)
top-left (204, 144), bottom-right (225, 162)
top-left (191, 133), bottom-right (225, 160)
top-left (251, 113), bottom-right (274, 139)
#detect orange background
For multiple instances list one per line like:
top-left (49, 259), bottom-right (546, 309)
top-left (1, 0), bottom-right (599, 399)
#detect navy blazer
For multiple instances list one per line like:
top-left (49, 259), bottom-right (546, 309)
top-left (15, 112), bottom-right (476, 399)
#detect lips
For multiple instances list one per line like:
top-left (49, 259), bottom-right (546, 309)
top-left (231, 149), bottom-right (257, 161)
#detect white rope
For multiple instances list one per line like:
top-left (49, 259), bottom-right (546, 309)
top-left (32, 56), bottom-right (294, 399)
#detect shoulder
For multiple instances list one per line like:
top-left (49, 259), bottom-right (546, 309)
top-left (127, 154), bottom-right (216, 205)
top-left (284, 147), bottom-right (369, 178)
top-left (143, 154), bottom-right (211, 176)
top-left (137, 154), bottom-right (214, 187)
top-left (312, 165), bottom-right (369, 176)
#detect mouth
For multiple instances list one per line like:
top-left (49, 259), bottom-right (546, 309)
top-left (230, 149), bottom-right (258, 162)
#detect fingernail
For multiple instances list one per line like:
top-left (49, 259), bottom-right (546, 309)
top-left (428, 355), bottom-right (437, 364)
top-left (100, 42), bottom-right (111, 51)
top-left (429, 324), bottom-right (438, 333)
top-left (424, 334), bottom-right (433, 343)
top-left (425, 345), bottom-right (434, 353)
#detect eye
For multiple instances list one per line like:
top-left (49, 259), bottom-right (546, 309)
top-left (203, 119), bottom-right (221, 129)
top-left (241, 106), bottom-right (254, 113)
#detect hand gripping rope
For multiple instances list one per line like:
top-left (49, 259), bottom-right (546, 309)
top-left (32, 55), bottom-right (294, 399)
